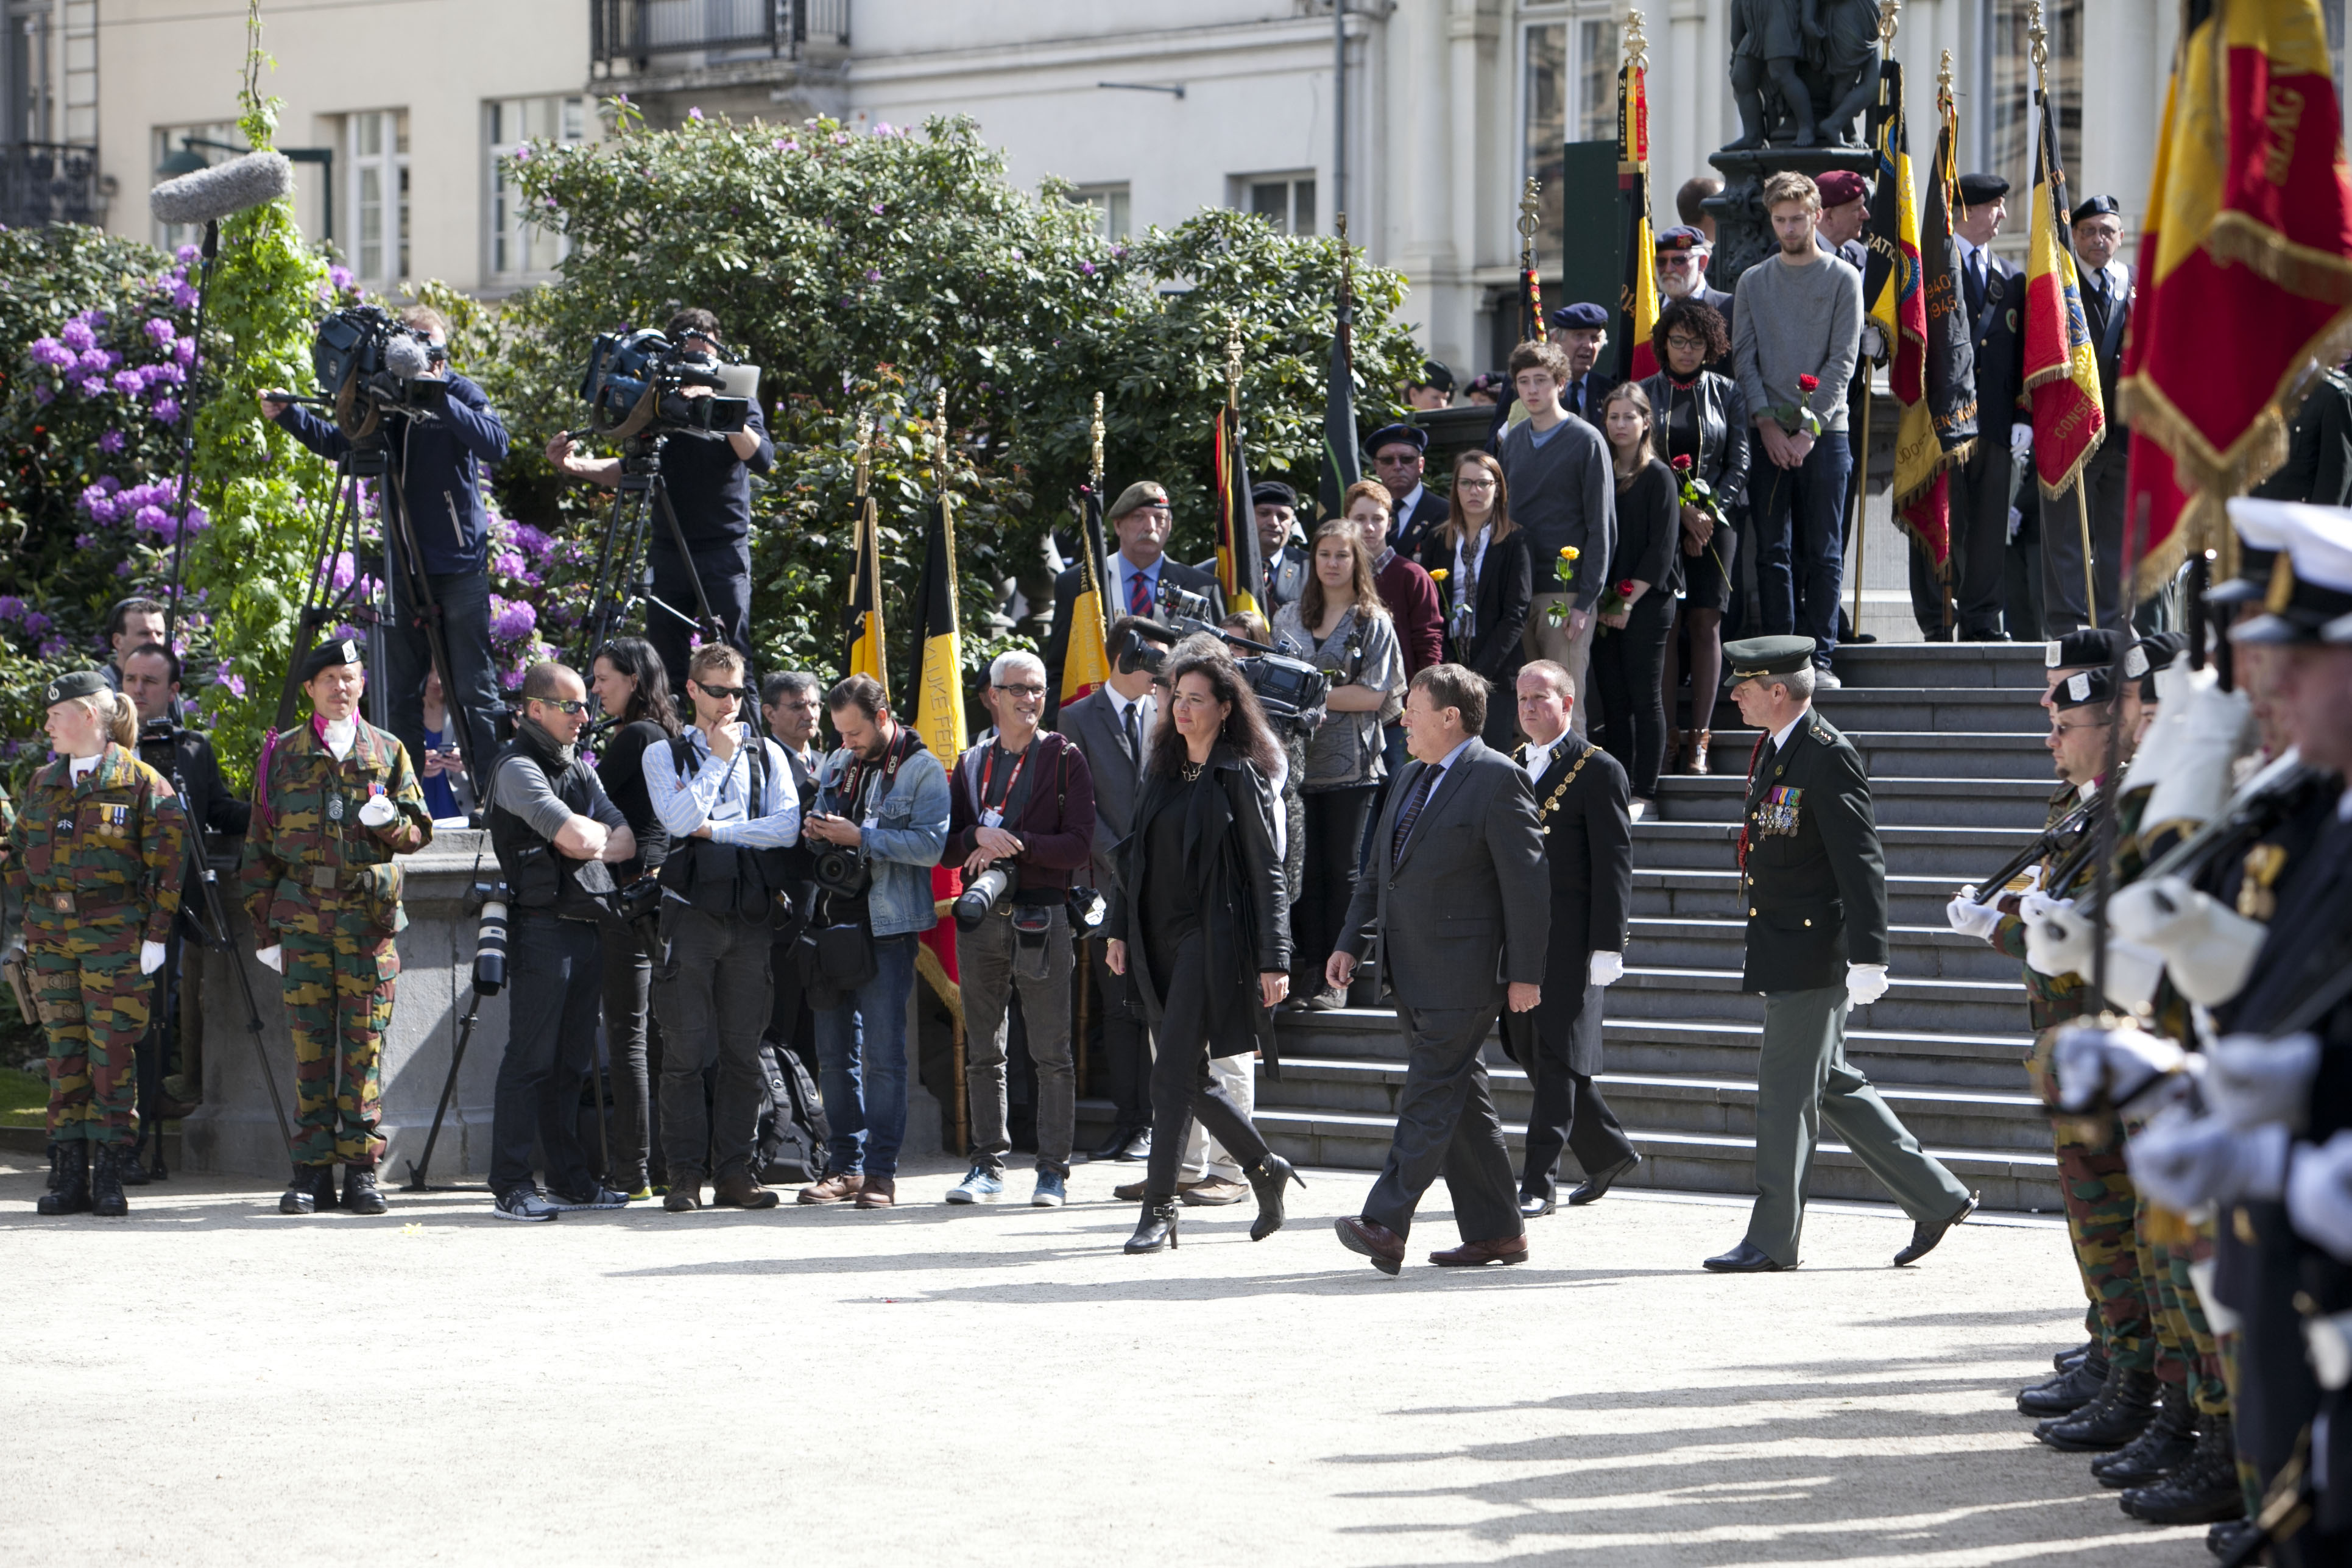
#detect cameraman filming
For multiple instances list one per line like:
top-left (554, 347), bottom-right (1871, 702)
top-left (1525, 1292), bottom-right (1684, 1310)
top-left (546, 308), bottom-right (775, 697)
top-left (483, 660), bottom-right (637, 1221)
top-left (120, 642), bottom-right (248, 1116)
top-left (942, 651), bottom-right (1097, 1209)
top-left (262, 305), bottom-right (511, 775)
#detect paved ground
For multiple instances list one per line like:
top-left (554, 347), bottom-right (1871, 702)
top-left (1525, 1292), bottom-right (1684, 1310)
top-left (1, 1153), bottom-right (2207, 1567)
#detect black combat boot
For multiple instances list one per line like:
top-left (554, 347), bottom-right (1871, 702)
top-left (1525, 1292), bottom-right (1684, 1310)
top-left (341, 1165), bottom-right (387, 1216)
top-left (2018, 1346), bottom-right (2109, 1416)
top-left (2095, 1381), bottom-right (2196, 1488)
top-left (2122, 1418), bottom-right (2246, 1525)
top-left (2039, 1364), bottom-right (2161, 1452)
top-left (35, 1142), bottom-right (91, 1216)
top-left (2055, 1338), bottom-right (2095, 1372)
top-left (280, 1164), bottom-right (335, 1215)
top-left (90, 1144), bottom-right (130, 1217)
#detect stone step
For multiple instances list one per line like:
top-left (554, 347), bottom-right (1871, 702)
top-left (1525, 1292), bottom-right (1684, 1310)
top-left (1825, 641), bottom-right (2049, 689)
top-left (1603, 966), bottom-right (2030, 1035)
top-left (1840, 730), bottom-right (2057, 782)
top-left (1634, 868), bottom-right (1993, 926)
top-left (1694, 685), bottom-right (2049, 735)
top-left (1633, 819), bottom-right (2036, 878)
top-left (1652, 775), bottom-right (2055, 829)
top-left (1626, 916), bottom-right (2022, 983)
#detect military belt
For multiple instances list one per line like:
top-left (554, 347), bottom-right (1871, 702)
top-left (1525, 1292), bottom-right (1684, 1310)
top-left (41, 890), bottom-right (138, 920)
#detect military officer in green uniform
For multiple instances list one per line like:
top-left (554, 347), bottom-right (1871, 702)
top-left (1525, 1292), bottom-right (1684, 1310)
top-left (1702, 636), bottom-right (1977, 1273)
top-left (4, 670), bottom-right (185, 1216)
top-left (240, 639), bottom-right (431, 1217)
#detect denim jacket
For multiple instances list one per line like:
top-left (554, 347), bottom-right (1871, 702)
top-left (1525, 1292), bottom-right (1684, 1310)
top-left (813, 740), bottom-right (950, 937)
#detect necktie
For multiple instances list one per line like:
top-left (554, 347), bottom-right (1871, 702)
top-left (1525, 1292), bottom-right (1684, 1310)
top-left (1127, 567), bottom-right (1152, 618)
top-left (1966, 250), bottom-right (1986, 320)
top-left (1391, 763), bottom-right (1442, 866)
top-left (1567, 382), bottom-right (1582, 418)
top-left (1121, 699), bottom-right (1140, 762)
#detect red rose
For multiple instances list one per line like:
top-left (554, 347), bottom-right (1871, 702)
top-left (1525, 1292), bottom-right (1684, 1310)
top-left (1798, 373), bottom-right (1820, 393)
top-left (1672, 454), bottom-right (1693, 471)
top-left (1616, 578), bottom-right (1636, 595)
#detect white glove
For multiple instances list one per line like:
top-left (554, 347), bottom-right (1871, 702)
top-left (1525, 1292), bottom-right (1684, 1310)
top-left (2007, 506), bottom-right (2024, 545)
top-left (1859, 324), bottom-right (1887, 361)
top-left (256, 945), bottom-right (283, 973)
top-left (2288, 1132), bottom-right (2352, 1262)
top-left (2019, 890), bottom-right (2072, 925)
top-left (2118, 663), bottom-right (2202, 799)
top-left (1846, 963), bottom-right (1890, 1007)
top-left (2102, 936), bottom-right (2169, 1013)
top-left (2010, 423), bottom-right (2034, 460)
top-left (2206, 1033), bottom-right (2321, 1133)
top-left (2140, 674), bottom-right (2257, 839)
top-left (1587, 950), bottom-right (1625, 987)
top-left (138, 940), bottom-right (167, 976)
top-left (1946, 889), bottom-right (2002, 941)
top-left (2110, 876), bottom-right (2267, 1006)
top-left (356, 793), bottom-right (397, 828)
top-left (2024, 903), bottom-right (2096, 980)
top-left (2127, 1106), bottom-right (2289, 1211)
top-left (2051, 1023), bottom-right (2186, 1114)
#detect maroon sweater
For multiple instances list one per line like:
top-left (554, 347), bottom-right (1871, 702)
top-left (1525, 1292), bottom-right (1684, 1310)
top-left (1376, 552), bottom-right (1446, 676)
top-left (943, 729), bottom-right (1098, 895)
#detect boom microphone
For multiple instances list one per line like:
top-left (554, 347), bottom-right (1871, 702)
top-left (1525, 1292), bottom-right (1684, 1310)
top-left (148, 149), bottom-right (295, 228)
top-left (384, 331), bottom-right (431, 380)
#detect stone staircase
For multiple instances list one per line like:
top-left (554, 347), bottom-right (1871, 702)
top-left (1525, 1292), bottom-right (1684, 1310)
top-left (1232, 641), bottom-right (2064, 1213)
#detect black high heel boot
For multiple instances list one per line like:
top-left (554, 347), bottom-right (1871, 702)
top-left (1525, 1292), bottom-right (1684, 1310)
top-left (1125, 1199), bottom-right (1179, 1253)
top-left (1245, 1152), bottom-right (1306, 1241)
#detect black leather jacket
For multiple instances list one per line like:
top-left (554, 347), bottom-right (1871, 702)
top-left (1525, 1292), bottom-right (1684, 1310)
top-left (1639, 369), bottom-right (1753, 511)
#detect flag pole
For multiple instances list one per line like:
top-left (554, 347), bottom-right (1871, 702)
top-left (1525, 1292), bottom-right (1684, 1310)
top-left (1849, 0), bottom-right (1899, 637)
top-left (2029, 1), bottom-right (2099, 627)
top-left (1076, 387), bottom-right (1105, 1103)
top-left (934, 386), bottom-right (969, 1157)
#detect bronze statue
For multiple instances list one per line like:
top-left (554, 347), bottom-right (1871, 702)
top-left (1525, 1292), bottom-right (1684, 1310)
top-left (1810, 0), bottom-right (1884, 148)
top-left (1728, 0), bottom-right (1815, 149)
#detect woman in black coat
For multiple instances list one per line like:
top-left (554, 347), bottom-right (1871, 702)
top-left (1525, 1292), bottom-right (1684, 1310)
top-left (1590, 383), bottom-right (1681, 813)
top-left (1105, 648), bottom-right (1304, 1253)
top-left (588, 636), bottom-right (679, 1198)
top-left (1417, 448), bottom-right (1532, 749)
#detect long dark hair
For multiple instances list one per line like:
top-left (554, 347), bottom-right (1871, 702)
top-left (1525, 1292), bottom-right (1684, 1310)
top-left (1441, 450), bottom-right (1518, 548)
top-left (1147, 649), bottom-right (1280, 779)
top-left (594, 637), bottom-right (681, 736)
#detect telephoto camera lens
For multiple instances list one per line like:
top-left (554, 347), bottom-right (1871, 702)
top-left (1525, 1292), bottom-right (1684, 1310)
top-left (953, 862), bottom-right (1019, 931)
top-left (473, 885), bottom-right (509, 996)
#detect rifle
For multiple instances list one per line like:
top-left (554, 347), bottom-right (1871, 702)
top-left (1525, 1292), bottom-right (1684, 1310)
top-left (1968, 796), bottom-right (2097, 905)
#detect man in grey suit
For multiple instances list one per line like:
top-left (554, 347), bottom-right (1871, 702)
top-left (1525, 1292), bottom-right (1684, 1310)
top-left (1327, 664), bottom-right (1551, 1274)
top-left (1053, 616), bottom-right (1171, 1162)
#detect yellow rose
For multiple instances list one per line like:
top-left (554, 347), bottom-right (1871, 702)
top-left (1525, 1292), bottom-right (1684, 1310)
top-left (1561, 546), bottom-right (1580, 560)
top-left (1429, 567), bottom-right (1449, 582)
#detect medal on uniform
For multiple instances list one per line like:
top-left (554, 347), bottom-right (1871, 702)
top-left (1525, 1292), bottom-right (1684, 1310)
top-left (2239, 843), bottom-right (2286, 921)
top-left (1759, 785), bottom-right (1804, 837)
top-left (328, 793), bottom-right (346, 823)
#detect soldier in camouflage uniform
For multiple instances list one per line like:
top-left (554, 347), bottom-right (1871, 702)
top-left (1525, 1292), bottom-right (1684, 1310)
top-left (2, 670), bottom-right (185, 1217)
top-left (239, 639), bottom-right (431, 1217)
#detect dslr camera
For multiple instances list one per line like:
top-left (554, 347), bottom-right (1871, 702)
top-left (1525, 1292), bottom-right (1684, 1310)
top-left (579, 328), bottom-right (759, 440)
top-left (813, 842), bottom-right (872, 900)
top-left (953, 860), bottom-right (1019, 931)
top-left (311, 305), bottom-right (448, 437)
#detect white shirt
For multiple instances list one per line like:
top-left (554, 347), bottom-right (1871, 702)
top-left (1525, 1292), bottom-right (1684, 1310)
top-left (1523, 730), bottom-right (1567, 782)
top-left (322, 716), bottom-right (358, 760)
top-left (1770, 711), bottom-right (1809, 753)
top-left (69, 752), bottom-right (100, 783)
top-left (1111, 549), bottom-right (1164, 617)
top-left (1392, 481), bottom-right (1429, 540)
top-left (1105, 685), bottom-right (1154, 757)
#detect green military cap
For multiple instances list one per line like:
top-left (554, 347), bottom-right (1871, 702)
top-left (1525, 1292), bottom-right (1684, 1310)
top-left (297, 637), bottom-right (365, 682)
top-left (41, 669), bottom-right (108, 705)
top-left (1108, 480), bottom-right (1170, 520)
top-left (1723, 635), bottom-right (1816, 683)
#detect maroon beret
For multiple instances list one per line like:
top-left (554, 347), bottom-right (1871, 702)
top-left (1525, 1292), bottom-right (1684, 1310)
top-left (1816, 170), bottom-right (1870, 208)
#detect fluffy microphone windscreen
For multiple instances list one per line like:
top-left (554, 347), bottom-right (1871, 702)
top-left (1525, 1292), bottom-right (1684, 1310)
top-left (384, 331), bottom-right (431, 380)
top-left (149, 150), bottom-right (295, 228)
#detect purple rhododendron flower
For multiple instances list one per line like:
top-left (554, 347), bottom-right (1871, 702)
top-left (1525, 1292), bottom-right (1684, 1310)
top-left (170, 284), bottom-right (199, 310)
top-left (143, 318), bottom-right (175, 345)
top-left (29, 336), bottom-right (72, 368)
top-left (75, 376), bottom-right (105, 398)
top-left (172, 337), bottom-right (197, 366)
top-left (863, 268), bottom-right (881, 283)
top-left (490, 597), bottom-right (538, 641)
top-left (114, 559), bottom-right (135, 577)
top-left (330, 551), bottom-right (357, 592)
top-left (177, 244), bottom-right (199, 265)
top-left (133, 504), bottom-right (168, 532)
top-left (1081, 261), bottom-right (1095, 276)
top-left (492, 549), bottom-right (526, 578)
top-left (97, 429), bottom-right (124, 453)
top-left (509, 522), bottom-right (553, 557)
top-left (688, 107), bottom-right (703, 120)
top-left (328, 265), bottom-right (355, 291)
top-left (31, 384), bottom-right (50, 404)
top-left (0, 595), bottom-right (23, 620)
top-left (23, 609), bottom-right (52, 634)
top-left (112, 369), bottom-right (145, 398)
top-left (152, 397), bottom-right (181, 424)
top-left (60, 319), bottom-right (94, 351)
top-left (77, 347), bottom-right (110, 373)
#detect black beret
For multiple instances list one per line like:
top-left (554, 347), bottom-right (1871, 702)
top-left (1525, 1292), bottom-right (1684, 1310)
top-left (2052, 668), bottom-right (2116, 712)
top-left (42, 669), bottom-right (108, 705)
top-left (2071, 194), bottom-right (2122, 225)
top-left (1363, 422), bottom-right (1427, 456)
top-left (2045, 627), bottom-right (2128, 670)
top-left (1655, 225), bottom-right (1709, 252)
top-left (2125, 632), bottom-right (2187, 681)
top-left (1551, 302), bottom-right (1611, 331)
top-left (298, 637), bottom-right (366, 683)
top-left (1250, 479), bottom-right (1298, 509)
top-left (1411, 359), bottom-right (1455, 393)
top-left (1958, 173), bottom-right (2011, 207)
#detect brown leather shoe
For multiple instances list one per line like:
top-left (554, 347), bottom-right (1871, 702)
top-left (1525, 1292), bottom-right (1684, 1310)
top-left (853, 1176), bottom-right (897, 1209)
top-left (663, 1174), bottom-right (703, 1213)
top-left (1118, 1176), bottom-right (1204, 1202)
top-left (1179, 1176), bottom-right (1249, 1206)
top-left (1430, 1234), bottom-right (1529, 1267)
top-left (797, 1171), bottom-right (863, 1205)
top-left (713, 1170), bottom-right (780, 1209)
top-left (1335, 1215), bottom-right (1407, 1276)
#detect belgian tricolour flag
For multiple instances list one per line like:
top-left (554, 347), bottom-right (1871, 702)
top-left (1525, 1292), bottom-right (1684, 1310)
top-left (1616, 49), bottom-right (1659, 383)
top-left (843, 493), bottom-right (888, 701)
top-left (2022, 85), bottom-right (2107, 498)
top-left (1215, 404), bottom-right (1263, 615)
top-left (1059, 482), bottom-right (1115, 705)
top-left (913, 490), bottom-right (966, 1003)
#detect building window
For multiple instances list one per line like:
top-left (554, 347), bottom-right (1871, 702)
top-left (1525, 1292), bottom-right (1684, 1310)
top-left (151, 120), bottom-right (245, 252)
top-left (1238, 172), bottom-right (1316, 236)
top-left (348, 108), bottom-right (409, 288)
top-left (1522, 14), bottom-right (1622, 273)
top-left (1075, 183), bottom-right (1131, 242)
top-left (2325, 0), bottom-right (2346, 104)
top-left (1984, 0), bottom-right (2080, 232)
top-left (487, 94), bottom-right (586, 283)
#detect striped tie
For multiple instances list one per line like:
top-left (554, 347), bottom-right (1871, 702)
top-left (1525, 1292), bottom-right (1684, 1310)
top-left (1128, 568), bottom-right (1153, 618)
top-left (1391, 763), bottom-right (1442, 866)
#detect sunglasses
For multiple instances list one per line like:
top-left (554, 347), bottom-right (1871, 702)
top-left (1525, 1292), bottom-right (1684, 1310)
top-left (536, 697), bottom-right (590, 716)
top-left (697, 684), bottom-right (750, 702)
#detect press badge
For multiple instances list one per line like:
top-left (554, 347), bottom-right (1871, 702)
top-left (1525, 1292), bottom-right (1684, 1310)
top-left (1757, 786), bottom-right (1804, 837)
top-left (980, 807), bottom-right (1005, 828)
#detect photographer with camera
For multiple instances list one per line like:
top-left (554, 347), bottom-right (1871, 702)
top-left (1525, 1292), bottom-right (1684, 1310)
top-left (546, 308), bottom-right (775, 697)
top-left (263, 306), bottom-right (510, 775)
top-left (484, 661), bottom-right (638, 1221)
top-left (643, 645), bottom-right (801, 1213)
top-left (794, 675), bottom-right (950, 1212)
top-left (941, 651), bottom-right (1098, 1209)
top-left (119, 643), bottom-right (249, 1118)
top-left (587, 636), bottom-right (679, 1197)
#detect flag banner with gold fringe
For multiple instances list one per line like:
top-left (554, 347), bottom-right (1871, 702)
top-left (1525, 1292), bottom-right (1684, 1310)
top-left (2022, 83), bottom-right (2108, 498)
top-left (1215, 403), bottom-right (1263, 615)
top-left (842, 487), bottom-right (888, 701)
top-left (1615, 40), bottom-right (1659, 384)
top-left (2121, 0), bottom-right (2352, 593)
top-left (913, 489), bottom-right (965, 998)
top-left (1059, 481), bottom-right (1115, 705)
top-left (1894, 64), bottom-right (1982, 565)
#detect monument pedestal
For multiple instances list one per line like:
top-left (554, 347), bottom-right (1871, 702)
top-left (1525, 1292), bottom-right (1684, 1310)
top-left (1703, 144), bottom-right (1877, 294)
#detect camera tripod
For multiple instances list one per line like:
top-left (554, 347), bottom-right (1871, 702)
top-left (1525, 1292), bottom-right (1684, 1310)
top-left (572, 433), bottom-right (727, 668)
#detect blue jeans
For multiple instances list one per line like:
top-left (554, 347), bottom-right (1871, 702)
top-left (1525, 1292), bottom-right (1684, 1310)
top-left (813, 933), bottom-right (918, 1180)
top-left (1750, 430), bottom-right (1852, 666)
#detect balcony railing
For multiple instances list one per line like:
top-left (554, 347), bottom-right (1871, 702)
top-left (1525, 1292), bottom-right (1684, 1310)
top-left (0, 143), bottom-right (101, 228)
top-left (592, 0), bottom-right (849, 72)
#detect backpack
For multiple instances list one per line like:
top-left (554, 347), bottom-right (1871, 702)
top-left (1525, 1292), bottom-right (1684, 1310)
top-left (753, 1039), bottom-right (832, 1184)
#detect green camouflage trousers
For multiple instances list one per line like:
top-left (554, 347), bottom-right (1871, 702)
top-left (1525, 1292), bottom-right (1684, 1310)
top-left (2139, 1202), bottom-right (2230, 1417)
top-left (2029, 1029), bottom-right (2153, 1371)
top-left (30, 918), bottom-right (151, 1146)
top-left (279, 927), bottom-right (397, 1167)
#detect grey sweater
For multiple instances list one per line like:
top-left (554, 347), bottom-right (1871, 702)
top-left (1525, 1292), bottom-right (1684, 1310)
top-left (1497, 414), bottom-right (1617, 612)
top-left (1732, 250), bottom-right (1863, 434)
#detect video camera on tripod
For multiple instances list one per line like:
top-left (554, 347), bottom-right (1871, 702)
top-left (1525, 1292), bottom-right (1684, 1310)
top-left (579, 328), bottom-right (758, 442)
top-left (1111, 579), bottom-right (1330, 726)
top-left (304, 305), bottom-right (450, 440)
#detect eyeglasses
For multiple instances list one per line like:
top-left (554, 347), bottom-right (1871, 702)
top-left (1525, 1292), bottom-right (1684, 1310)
top-left (536, 697), bottom-right (590, 716)
top-left (1665, 335), bottom-right (1706, 351)
top-left (1455, 475), bottom-right (1497, 491)
top-left (994, 683), bottom-right (1046, 699)
top-left (2051, 719), bottom-right (2113, 736)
